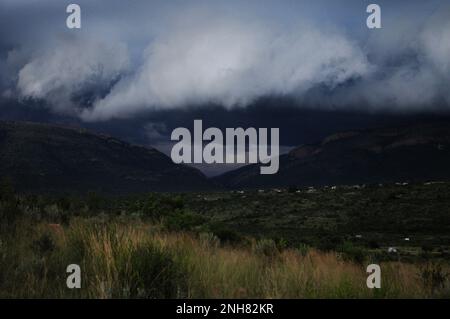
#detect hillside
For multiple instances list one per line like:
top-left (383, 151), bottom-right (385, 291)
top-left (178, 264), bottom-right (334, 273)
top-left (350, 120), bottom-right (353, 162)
top-left (215, 121), bottom-right (450, 189)
top-left (0, 121), bottom-right (213, 194)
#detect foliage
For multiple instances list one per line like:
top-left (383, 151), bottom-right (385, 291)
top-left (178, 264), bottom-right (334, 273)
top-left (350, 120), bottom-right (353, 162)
top-left (419, 262), bottom-right (449, 294)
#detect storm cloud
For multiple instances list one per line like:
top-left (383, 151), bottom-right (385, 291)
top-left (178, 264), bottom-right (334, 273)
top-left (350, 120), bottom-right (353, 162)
top-left (81, 17), bottom-right (370, 121)
top-left (16, 35), bottom-right (129, 115)
top-left (1, 0), bottom-right (450, 121)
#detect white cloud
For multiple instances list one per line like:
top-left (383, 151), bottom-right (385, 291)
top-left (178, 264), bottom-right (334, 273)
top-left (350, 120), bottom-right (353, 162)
top-left (17, 35), bottom-right (129, 115)
top-left (81, 18), bottom-right (370, 121)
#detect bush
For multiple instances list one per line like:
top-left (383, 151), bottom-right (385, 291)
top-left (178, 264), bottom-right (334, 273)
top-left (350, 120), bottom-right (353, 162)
top-left (87, 191), bottom-right (103, 211)
top-left (164, 211), bottom-right (206, 231)
top-left (339, 241), bottom-right (366, 265)
top-left (210, 226), bottom-right (241, 244)
top-left (274, 237), bottom-right (288, 251)
top-left (140, 195), bottom-right (186, 219)
top-left (367, 240), bottom-right (380, 249)
top-left (419, 262), bottom-right (449, 295)
top-left (126, 244), bottom-right (187, 298)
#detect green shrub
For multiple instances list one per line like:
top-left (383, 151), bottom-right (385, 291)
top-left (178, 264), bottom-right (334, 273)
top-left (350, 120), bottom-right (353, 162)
top-left (140, 194), bottom-right (186, 219)
top-left (164, 211), bottom-right (206, 231)
top-left (274, 237), bottom-right (288, 251)
top-left (210, 226), bottom-right (241, 244)
top-left (339, 241), bottom-right (366, 265)
top-left (87, 191), bottom-right (103, 211)
top-left (419, 262), bottom-right (449, 295)
top-left (125, 243), bottom-right (187, 298)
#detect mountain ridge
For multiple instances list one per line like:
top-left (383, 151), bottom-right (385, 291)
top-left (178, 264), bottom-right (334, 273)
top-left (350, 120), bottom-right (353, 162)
top-left (0, 121), bottom-right (214, 194)
top-left (214, 120), bottom-right (450, 189)
top-left (3, 120), bottom-right (450, 193)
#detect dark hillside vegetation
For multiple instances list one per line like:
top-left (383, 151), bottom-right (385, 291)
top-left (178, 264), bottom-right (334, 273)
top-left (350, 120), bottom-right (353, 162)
top-left (0, 121), bottom-right (214, 194)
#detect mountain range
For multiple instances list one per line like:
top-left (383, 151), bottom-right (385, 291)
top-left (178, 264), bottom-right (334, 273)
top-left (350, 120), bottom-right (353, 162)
top-left (1, 120), bottom-right (450, 194)
top-left (0, 121), bottom-right (212, 194)
top-left (215, 121), bottom-right (450, 189)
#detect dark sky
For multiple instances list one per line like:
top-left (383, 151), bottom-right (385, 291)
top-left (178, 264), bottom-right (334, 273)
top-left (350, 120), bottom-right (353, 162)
top-left (1, 0), bottom-right (450, 175)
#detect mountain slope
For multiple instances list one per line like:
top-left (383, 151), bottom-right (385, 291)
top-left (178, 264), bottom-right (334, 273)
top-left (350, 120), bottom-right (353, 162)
top-left (214, 121), bottom-right (450, 189)
top-left (0, 121), bottom-right (213, 194)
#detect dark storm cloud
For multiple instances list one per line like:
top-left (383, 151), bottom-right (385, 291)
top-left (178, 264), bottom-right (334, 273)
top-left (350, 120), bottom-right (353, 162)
top-left (1, 0), bottom-right (450, 122)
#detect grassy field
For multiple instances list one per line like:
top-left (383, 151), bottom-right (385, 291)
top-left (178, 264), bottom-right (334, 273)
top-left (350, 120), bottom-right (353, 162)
top-left (0, 218), bottom-right (449, 298)
top-left (1, 181), bottom-right (450, 298)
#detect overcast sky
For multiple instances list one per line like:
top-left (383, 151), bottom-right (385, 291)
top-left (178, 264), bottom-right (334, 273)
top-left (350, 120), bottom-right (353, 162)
top-left (1, 0), bottom-right (449, 174)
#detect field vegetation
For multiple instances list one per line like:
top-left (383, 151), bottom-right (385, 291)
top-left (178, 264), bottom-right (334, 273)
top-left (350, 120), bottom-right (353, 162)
top-left (1, 180), bottom-right (449, 298)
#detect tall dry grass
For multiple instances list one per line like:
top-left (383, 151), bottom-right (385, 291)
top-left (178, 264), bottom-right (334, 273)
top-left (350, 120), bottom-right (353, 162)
top-left (0, 218), bottom-right (448, 298)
